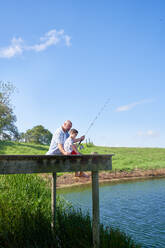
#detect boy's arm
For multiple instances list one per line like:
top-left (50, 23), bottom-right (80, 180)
top-left (73, 135), bottom-right (85, 143)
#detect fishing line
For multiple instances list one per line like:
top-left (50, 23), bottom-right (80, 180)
top-left (85, 97), bottom-right (110, 136)
top-left (78, 97), bottom-right (111, 148)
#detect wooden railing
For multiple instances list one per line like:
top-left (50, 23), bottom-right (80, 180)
top-left (0, 154), bottom-right (113, 248)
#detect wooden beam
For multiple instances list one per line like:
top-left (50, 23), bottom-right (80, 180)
top-left (51, 172), bottom-right (57, 231)
top-left (92, 170), bottom-right (100, 248)
top-left (0, 155), bottom-right (113, 174)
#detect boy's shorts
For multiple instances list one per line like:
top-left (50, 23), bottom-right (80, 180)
top-left (71, 150), bottom-right (78, 155)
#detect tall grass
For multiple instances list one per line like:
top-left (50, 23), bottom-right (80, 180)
top-left (0, 174), bottom-right (141, 248)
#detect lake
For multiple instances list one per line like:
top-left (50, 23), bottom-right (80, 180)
top-left (58, 177), bottom-right (165, 248)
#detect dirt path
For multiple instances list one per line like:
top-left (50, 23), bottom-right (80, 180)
top-left (40, 168), bottom-right (165, 188)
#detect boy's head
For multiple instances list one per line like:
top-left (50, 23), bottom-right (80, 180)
top-left (70, 128), bottom-right (78, 139)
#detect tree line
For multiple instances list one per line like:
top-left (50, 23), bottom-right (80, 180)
top-left (0, 81), bottom-right (52, 145)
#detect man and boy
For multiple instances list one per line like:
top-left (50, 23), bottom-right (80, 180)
top-left (46, 120), bottom-right (88, 177)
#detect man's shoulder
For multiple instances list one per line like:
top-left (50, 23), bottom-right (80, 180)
top-left (54, 127), bottom-right (63, 135)
top-left (54, 127), bottom-right (69, 138)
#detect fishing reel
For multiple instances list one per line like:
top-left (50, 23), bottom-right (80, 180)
top-left (79, 144), bottom-right (84, 150)
top-left (77, 141), bottom-right (84, 151)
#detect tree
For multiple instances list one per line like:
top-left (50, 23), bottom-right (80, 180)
top-left (0, 81), bottom-right (19, 140)
top-left (24, 125), bottom-right (52, 145)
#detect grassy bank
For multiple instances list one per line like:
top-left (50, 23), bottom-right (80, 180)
top-left (83, 145), bottom-right (165, 171)
top-left (1, 140), bottom-right (165, 171)
top-left (0, 140), bottom-right (48, 155)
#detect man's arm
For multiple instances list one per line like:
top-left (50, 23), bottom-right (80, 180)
top-left (58, 144), bottom-right (70, 155)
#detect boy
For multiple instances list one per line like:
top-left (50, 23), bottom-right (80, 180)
top-left (64, 128), bottom-right (79, 156)
top-left (64, 129), bottom-right (89, 178)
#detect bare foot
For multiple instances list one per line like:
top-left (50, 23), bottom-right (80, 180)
top-left (79, 172), bottom-right (89, 178)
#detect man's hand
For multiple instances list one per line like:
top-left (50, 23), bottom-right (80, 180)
top-left (58, 144), bottom-right (70, 155)
top-left (63, 151), bottom-right (71, 155)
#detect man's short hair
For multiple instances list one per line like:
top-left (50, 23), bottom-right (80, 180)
top-left (70, 128), bottom-right (78, 134)
top-left (64, 120), bottom-right (72, 125)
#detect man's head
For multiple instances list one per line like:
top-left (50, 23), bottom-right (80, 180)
top-left (70, 128), bottom-right (78, 139)
top-left (62, 120), bottom-right (72, 132)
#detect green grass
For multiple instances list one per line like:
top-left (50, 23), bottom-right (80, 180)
top-left (82, 145), bottom-right (165, 171)
top-left (0, 140), bottom-right (48, 155)
top-left (1, 140), bottom-right (165, 171)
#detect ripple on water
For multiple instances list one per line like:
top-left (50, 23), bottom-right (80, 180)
top-left (59, 178), bottom-right (165, 248)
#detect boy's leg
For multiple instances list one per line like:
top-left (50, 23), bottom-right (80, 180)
top-left (71, 151), bottom-right (79, 177)
top-left (75, 172), bottom-right (79, 177)
top-left (71, 150), bottom-right (89, 178)
top-left (79, 171), bottom-right (89, 178)
top-left (71, 150), bottom-right (78, 155)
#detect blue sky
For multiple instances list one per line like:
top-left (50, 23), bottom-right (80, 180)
top-left (0, 0), bottom-right (165, 147)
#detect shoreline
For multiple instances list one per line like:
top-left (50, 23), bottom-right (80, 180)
top-left (57, 175), bottom-right (165, 189)
top-left (41, 168), bottom-right (165, 189)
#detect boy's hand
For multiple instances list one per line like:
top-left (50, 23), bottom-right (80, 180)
top-left (80, 135), bottom-right (85, 141)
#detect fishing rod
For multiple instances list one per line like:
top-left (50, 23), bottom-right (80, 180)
top-left (78, 98), bottom-right (111, 149)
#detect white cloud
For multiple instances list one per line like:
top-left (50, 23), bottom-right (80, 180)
top-left (116, 99), bottom-right (154, 112)
top-left (64, 35), bottom-right (71, 47)
top-left (0, 37), bottom-right (24, 58)
top-left (0, 29), bottom-right (71, 58)
top-left (137, 130), bottom-right (159, 137)
top-left (27, 29), bottom-right (70, 52)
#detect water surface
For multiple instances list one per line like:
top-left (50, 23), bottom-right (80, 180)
top-left (58, 178), bottom-right (165, 248)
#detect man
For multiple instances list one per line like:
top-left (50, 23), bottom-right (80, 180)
top-left (46, 120), bottom-right (85, 155)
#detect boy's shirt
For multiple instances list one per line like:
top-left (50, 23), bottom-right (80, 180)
top-left (64, 137), bottom-right (74, 153)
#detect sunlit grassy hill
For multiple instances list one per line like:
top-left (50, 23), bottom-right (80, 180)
top-left (83, 145), bottom-right (165, 170)
top-left (0, 141), bottom-right (165, 171)
top-left (0, 141), bottom-right (48, 155)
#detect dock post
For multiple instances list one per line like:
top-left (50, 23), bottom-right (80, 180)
top-left (92, 170), bottom-right (100, 248)
top-left (51, 172), bottom-right (57, 231)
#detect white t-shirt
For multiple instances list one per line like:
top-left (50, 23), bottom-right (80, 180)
top-left (46, 127), bottom-right (69, 155)
top-left (64, 137), bottom-right (74, 153)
